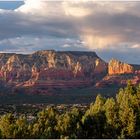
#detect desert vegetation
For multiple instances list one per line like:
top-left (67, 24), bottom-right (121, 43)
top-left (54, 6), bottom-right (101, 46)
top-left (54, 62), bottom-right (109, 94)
top-left (0, 82), bottom-right (140, 139)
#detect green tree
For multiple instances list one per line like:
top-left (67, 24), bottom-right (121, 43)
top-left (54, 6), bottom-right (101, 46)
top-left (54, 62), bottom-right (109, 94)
top-left (104, 97), bottom-right (119, 138)
top-left (89, 94), bottom-right (106, 114)
top-left (32, 107), bottom-right (58, 139)
top-left (13, 116), bottom-right (29, 138)
top-left (56, 107), bottom-right (82, 139)
top-left (116, 82), bottom-right (137, 138)
top-left (0, 114), bottom-right (16, 138)
top-left (81, 95), bottom-right (106, 138)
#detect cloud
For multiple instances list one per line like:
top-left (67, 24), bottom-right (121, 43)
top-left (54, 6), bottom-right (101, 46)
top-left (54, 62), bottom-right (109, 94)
top-left (0, 1), bottom-right (140, 63)
top-left (79, 12), bottom-right (140, 50)
top-left (97, 44), bottom-right (140, 64)
top-left (0, 36), bottom-right (87, 53)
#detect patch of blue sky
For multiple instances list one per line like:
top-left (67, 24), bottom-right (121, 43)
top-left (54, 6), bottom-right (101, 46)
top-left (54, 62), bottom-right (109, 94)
top-left (0, 1), bottom-right (24, 10)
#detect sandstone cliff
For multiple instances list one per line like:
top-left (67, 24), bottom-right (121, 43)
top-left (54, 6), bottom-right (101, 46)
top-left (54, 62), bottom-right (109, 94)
top-left (0, 51), bottom-right (139, 94)
top-left (95, 59), bottom-right (140, 88)
top-left (108, 59), bottom-right (134, 75)
top-left (0, 50), bottom-right (107, 88)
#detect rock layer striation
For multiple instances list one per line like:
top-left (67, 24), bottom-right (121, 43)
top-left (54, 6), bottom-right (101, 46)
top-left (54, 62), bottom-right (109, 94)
top-left (0, 50), bottom-right (139, 93)
top-left (0, 50), bottom-right (107, 88)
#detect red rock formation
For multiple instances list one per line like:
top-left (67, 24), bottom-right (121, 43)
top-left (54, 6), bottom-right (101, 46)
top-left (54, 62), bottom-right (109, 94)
top-left (95, 73), bottom-right (140, 88)
top-left (108, 59), bottom-right (134, 75)
top-left (0, 50), bottom-right (107, 90)
top-left (0, 51), bottom-right (139, 94)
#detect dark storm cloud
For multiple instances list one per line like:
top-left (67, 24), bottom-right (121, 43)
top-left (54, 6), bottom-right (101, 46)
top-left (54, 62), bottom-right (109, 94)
top-left (1, 9), bottom-right (140, 43)
top-left (0, 1), bottom-right (140, 42)
top-left (0, 1), bottom-right (140, 63)
top-left (78, 11), bottom-right (140, 38)
top-left (0, 10), bottom-right (80, 40)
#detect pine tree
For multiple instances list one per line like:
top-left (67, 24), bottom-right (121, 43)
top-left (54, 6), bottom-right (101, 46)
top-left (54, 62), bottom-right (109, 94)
top-left (117, 82), bottom-right (137, 138)
top-left (104, 97), bottom-right (119, 138)
top-left (32, 107), bottom-right (58, 138)
top-left (0, 114), bottom-right (16, 138)
top-left (56, 107), bottom-right (82, 139)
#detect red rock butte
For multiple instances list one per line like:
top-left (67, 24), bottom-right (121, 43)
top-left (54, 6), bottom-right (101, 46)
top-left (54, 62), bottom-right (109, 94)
top-left (0, 50), bottom-right (139, 92)
top-left (108, 59), bottom-right (134, 75)
top-left (0, 50), bottom-right (107, 88)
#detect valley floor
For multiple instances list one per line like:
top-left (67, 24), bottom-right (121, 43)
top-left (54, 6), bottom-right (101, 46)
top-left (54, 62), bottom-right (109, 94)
top-left (0, 87), bottom-right (119, 104)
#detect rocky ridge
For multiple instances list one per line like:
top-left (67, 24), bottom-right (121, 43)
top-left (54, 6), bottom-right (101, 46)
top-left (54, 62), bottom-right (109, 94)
top-left (0, 50), bottom-right (139, 94)
top-left (95, 59), bottom-right (140, 88)
top-left (0, 50), bottom-right (107, 90)
top-left (108, 59), bottom-right (134, 75)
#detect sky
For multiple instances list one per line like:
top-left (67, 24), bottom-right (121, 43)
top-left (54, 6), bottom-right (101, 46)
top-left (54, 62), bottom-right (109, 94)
top-left (0, 1), bottom-right (140, 64)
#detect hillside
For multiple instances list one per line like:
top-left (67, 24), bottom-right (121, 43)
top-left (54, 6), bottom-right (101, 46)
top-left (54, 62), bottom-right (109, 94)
top-left (0, 50), bottom-right (139, 99)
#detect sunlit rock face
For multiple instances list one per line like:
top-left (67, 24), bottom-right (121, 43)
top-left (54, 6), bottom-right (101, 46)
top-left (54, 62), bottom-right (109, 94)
top-left (0, 50), bottom-right (107, 88)
top-left (95, 59), bottom-right (140, 88)
top-left (0, 50), bottom-right (140, 94)
top-left (108, 59), bottom-right (134, 75)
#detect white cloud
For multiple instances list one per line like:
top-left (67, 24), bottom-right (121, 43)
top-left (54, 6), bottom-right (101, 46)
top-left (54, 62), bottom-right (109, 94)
top-left (16, 0), bottom-right (65, 17)
top-left (62, 1), bottom-right (91, 17)
top-left (15, 0), bottom-right (46, 14)
top-left (131, 44), bottom-right (140, 49)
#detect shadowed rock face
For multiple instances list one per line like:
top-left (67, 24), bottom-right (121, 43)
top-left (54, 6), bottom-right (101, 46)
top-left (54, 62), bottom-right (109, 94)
top-left (0, 50), bottom-right (107, 88)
